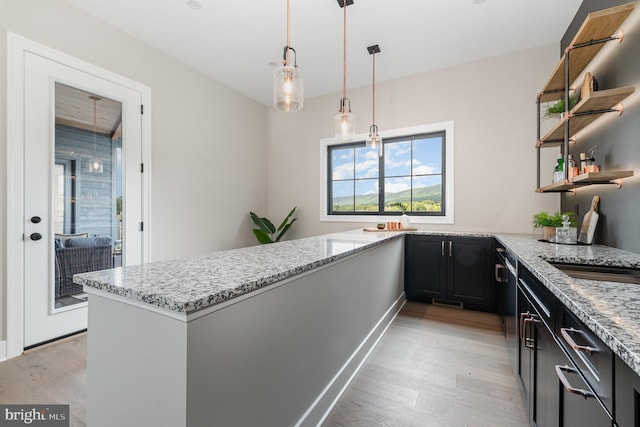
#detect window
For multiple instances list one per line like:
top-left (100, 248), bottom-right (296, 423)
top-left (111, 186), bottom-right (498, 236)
top-left (320, 122), bottom-right (454, 224)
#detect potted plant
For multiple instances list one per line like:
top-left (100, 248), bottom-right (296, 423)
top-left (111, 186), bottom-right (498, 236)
top-left (249, 206), bottom-right (297, 244)
top-left (543, 94), bottom-right (579, 120)
top-left (532, 211), bottom-right (577, 240)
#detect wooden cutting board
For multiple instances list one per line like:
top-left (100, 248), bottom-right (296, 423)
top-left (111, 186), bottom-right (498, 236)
top-left (579, 196), bottom-right (600, 244)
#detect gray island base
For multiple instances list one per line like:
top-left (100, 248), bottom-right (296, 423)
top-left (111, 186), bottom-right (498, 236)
top-left (79, 232), bottom-right (405, 426)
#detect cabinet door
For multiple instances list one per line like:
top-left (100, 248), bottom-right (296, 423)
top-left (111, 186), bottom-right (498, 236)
top-left (533, 313), bottom-right (563, 427)
top-left (447, 237), bottom-right (494, 310)
top-left (615, 356), bottom-right (640, 427)
top-left (517, 290), bottom-right (534, 421)
top-left (405, 235), bottom-right (446, 301)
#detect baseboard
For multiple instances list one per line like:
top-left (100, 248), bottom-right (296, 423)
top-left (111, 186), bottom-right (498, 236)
top-left (0, 340), bottom-right (7, 362)
top-left (295, 292), bottom-right (407, 427)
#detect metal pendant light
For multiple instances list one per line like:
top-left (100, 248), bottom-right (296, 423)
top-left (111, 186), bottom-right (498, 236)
top-left (365, 44), bottom-right (382, 156)
top-left (273, 0), bottom-right (303, 112)
top-left (334, 0), bottom-right (355, 142)
top-left (88, 95), bottom-right (103, 173)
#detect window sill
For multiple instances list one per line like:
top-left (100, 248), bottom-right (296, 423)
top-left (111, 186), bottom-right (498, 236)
top-left (320, 214), bottom-right (454, 225)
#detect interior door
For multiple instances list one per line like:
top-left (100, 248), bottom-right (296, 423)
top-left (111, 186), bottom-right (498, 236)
top-left (23, 51), bottom-right (143, 347)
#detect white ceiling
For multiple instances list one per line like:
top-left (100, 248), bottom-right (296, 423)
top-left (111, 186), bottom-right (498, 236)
top-left (66, 0), bottom-right (583, 107)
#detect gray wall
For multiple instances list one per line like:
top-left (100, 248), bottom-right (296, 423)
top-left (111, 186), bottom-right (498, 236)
top-left (560, 0), bottom-right (640, 253)
top-left (56, 124), bottom-right (117, 238)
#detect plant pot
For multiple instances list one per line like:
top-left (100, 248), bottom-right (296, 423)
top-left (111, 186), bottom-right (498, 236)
top-left (543, 226), bottom-right (556, 241)
top-left (400, 214), bottom-right (411, 229)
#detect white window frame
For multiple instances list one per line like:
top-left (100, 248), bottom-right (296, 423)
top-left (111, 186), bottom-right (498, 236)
top-left (319, 122), bottom-right (454, 224)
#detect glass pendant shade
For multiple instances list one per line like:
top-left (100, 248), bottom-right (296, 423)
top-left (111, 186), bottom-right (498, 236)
top-left (366, 124), bottom-right (383, 156)
top-left (273, 65), bottom-right (303, 112)
top-left (88, 157), bottom-right (103, 173)
top-left (334, 107), bottom-right (356, 142)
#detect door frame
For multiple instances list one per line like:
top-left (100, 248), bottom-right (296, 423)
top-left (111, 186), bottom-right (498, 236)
top-left (5, 32), bottom-right (152, 360)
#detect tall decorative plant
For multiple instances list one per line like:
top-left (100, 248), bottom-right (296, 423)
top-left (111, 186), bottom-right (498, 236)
top-left (250, 206), bottom-right (297, 244)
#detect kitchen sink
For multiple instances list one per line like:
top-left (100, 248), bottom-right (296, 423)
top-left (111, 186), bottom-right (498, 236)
top-left (550, 262), bottom-right (640, 285)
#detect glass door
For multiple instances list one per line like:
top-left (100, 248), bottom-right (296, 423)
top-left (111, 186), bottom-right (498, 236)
top-left (52, 83), bottom-right (124, 309)
top-left (23, 51), bottom-right (143, 347)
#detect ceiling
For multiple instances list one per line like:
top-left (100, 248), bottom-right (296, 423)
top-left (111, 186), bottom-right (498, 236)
top-left (66, 0), bottom-right (583, 107)
top-left (55, 83), bottom-right (122, 136)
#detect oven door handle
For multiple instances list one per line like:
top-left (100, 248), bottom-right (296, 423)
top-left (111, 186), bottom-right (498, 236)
top-left (555, 365), bottom-right (595, 398)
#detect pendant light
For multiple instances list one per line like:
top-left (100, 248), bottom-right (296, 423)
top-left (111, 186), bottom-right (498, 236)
top-left (273, 0), bottom-right (303, 112)
top-left (334, 0), bottom-right (355, 142)
top-left (365, 44), bottom-right (382, 156)
top-left (88, 95), bottom-right (103, 173)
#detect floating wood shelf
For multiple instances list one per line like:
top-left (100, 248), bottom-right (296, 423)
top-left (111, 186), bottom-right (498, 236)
top-left (537, 170), bottom-right (634, 193)
top-left (539, 2), bottom-right (635, 103)
top-left (539, 86), bottom-right (635, 144)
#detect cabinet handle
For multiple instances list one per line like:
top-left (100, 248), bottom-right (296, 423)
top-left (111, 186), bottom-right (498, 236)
top-left (560, 327), bottom-right (598, 356)
top-left (519, 311), bottom-right (531, 341)
top-left (495, 264), bottom-right (505, 282)
top-left (555, 365), bottom-right (595, 398)
top-left (441, 241), bottom-right (445, 256)
top-left (449, 241), bottom-right (452, 257)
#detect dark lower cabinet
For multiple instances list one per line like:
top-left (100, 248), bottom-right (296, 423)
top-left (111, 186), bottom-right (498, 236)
top-left (405, 235), bottom-right (494, 311)
top-left (615, 356), bottom-right (640, 427)
top-left (517, 264), bottom-right (614, 427)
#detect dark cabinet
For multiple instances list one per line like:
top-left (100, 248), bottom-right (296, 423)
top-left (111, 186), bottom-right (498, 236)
top-left (615, 355), bottom-right (640, 427)
top-left (405, 235), bottom-right (494, 311)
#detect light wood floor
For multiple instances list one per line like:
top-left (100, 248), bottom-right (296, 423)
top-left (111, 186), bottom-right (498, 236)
top-left (323, 302), bottom-right (529, 427)
top-left (0, 332), bottom-right (87, 426)
top-left (0, 303), bottom-right (527, 427)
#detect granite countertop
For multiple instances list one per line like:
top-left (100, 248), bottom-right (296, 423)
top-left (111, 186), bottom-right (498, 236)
top-left (76, 228), bottom-right (640, 375)
top-left (74, 230), bottom-right (405, 314)
top-left (493, 233), bottom-right (640, 376)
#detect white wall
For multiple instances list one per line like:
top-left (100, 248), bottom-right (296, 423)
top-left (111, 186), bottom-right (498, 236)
top-left (0, 0), bottom-right (268, 342)
top-left (268, 45), bottom-right (561, 239)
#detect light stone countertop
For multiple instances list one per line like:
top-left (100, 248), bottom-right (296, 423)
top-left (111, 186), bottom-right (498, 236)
top-left (75, 229), bottom-right (640, 375)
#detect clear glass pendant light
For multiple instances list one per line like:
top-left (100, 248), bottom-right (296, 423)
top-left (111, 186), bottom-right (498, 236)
top-left (88, 95), bottom-right (103, 173)
top-left (273, 0), bottom-right (303, 112)
top-left (365, 45), bottom-right (382, 156)
top-left (334, 0), bottom-right (355, 141)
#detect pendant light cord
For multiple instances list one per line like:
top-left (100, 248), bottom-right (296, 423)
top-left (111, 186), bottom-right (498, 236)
top-left (372, 53), bottom-right (376, 126)
top-left (93, 98), bottom-right (97, 151)
top-left (285, 0), bottom-right (291, 65)
top-left (342, 0), bottom-right (347, 103)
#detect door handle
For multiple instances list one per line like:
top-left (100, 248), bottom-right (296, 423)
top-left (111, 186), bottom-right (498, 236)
top-left (555, 365), bottom-right (595, 398)
top-left (441, 241), bottom-right (445, 256)
top-left (449, 241), bottom-right (452, 257)
top-left (30, 216), bottom-right (42, 224)
top-left (30, 232), bottom-right (43, 241)
top-left (495, 264), bottom-right (505, 282)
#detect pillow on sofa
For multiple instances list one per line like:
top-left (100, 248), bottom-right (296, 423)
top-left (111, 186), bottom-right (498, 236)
top-left (55, 232), bottom-right (89, 248)
top-left (65, 236), bottom-right (113, 248)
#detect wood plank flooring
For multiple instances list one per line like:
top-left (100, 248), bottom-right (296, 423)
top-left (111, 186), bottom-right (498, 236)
top-left (0, 333), bottom-right (87, 427)
top-left (322, 302), bottom-right (529, 427)
top-left (0, 302), bottom-right (527, 427)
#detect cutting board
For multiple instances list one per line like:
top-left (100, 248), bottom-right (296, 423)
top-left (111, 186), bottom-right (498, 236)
top-left (579, 196), bottom-right (600, 244)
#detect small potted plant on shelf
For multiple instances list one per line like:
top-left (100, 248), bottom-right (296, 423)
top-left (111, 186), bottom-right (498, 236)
top-left (543, 94), bottom-right (579, 120)
top-left (532, 211), bottom-right (577, 241)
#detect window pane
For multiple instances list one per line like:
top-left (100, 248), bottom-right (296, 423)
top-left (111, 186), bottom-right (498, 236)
top-left (332, 181), bottom-right (354, 212)
top-left (412, 137), bottom-right (442, 175)
top-left (384, 177), bottom-right (411, 211)
top-left (332, 148), bottom-right (354, 180)
top-left (384, 141), bottom-right (411, 177)
top-left (354, 146), bottom-right (379, 179)
top-left (355, 179), bottom-right (378, 211)
top-left (412, 175), bottom-right (442, 212)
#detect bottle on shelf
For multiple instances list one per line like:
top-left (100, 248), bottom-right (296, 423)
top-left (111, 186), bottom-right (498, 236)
top-left (553, 154), bottom-right (564, 183)
top-left (568, 154), bottom-right (578, 180)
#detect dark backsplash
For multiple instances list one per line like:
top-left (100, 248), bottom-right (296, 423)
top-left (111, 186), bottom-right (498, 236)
top-left (560, 0), bottom-right (640, 254)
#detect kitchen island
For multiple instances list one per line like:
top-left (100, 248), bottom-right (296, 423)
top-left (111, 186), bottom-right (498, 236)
top-left (76, 231), bottom-right (407, 427)
top-left (76, 229), bottom-right (640, 426)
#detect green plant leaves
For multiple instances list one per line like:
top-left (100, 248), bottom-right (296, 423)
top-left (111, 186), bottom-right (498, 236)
top-left (253, 229), bottom-right (274, 244)
top-left (250, 212), bottom-right (276, 233)
top-left (249, 207), bottom-right (297, 244)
